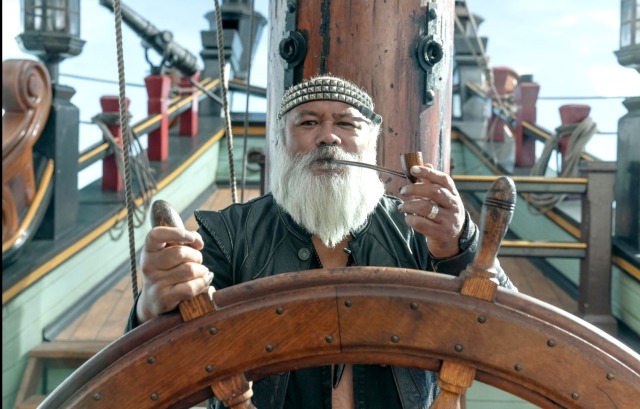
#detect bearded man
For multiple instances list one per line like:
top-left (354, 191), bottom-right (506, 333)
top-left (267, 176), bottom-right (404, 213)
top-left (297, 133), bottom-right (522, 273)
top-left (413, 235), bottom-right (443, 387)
top-left (131, 75), bottom-right (516, 409)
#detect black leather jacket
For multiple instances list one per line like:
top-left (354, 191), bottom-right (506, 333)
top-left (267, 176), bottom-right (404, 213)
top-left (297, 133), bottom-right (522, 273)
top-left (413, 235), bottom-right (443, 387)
top-left (193, 193), bottom-right (515, 409)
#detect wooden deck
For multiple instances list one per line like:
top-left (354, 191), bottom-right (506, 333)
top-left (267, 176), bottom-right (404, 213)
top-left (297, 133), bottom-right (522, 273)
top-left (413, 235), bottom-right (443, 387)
top-left (53, 187), bottom-right (577, 345)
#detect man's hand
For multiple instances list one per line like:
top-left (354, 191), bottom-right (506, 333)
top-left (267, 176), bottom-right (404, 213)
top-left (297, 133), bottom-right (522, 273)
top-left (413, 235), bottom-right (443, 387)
top-left (136, 226), bottom-right (213, 324)
top-left (398, 164), bottom-right (466, 259)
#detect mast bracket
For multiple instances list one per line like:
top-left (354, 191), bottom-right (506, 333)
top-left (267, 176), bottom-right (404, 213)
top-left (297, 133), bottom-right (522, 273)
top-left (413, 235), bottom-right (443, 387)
top-left (279, 30), bottom-right (307, 70)
top-left (417, 2), bottom-right (444, 106)
top-left (280, 0), bottom-right (305, 88)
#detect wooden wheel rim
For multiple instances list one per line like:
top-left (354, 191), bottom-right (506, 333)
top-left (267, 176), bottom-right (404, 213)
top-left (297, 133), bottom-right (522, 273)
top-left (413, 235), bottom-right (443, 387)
top-left (40, 267), bottom-right (640, 409)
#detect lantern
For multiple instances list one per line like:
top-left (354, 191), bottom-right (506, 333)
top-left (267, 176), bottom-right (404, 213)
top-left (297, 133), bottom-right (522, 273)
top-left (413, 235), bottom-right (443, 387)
top-left (16, 0), bottom-right (85, 81)
top-left (616, 0), bottom-right (640, 71)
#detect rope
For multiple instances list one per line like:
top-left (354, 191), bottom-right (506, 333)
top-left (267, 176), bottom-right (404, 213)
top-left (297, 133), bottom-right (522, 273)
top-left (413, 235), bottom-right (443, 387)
top-left (59, 72), bottom-right (145, 88)
top-left (189, 77), bottom-right (225, 106)
top-left (454, 5), bottom-right (514, 158)
top-left (485, 112), bottom-right (514, 166)
top-left (106, 0), bottom-right (239, 299)
top-left (112, 0), bottom-right (141, 300)
top-left (213, 0), bottom-right (238, 204)
top-left (526, 117), bottom-right (598, 213)
top-left (240, 0), bottom-right (257, 202)
top-left (91, 112), bottom-right (157, 239)
top-left (456, 3), bottom-right (512, 119)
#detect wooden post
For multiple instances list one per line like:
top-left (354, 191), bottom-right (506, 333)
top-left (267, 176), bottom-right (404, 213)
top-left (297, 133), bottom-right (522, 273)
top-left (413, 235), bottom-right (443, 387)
top-left (614, 97), bottom-right (640, 252)
top-left (579, 160), bottom-right (618, 335)
top-left (486, 66), bottom-right (518, 143)
top-left (513, 78), bottom-right (540, 168)
top-left (558, 104), bottom-right (590, 175)
top-left (145, 74), bottom-right (172, 161)
top-left (34, 83), bottom-right (79, 240)
top-left (267, 0), bottom-right (456, 195)
top-left (99, 96), bottom-right (128, 191)
top-left (179, 72), bottom-right (200, 137)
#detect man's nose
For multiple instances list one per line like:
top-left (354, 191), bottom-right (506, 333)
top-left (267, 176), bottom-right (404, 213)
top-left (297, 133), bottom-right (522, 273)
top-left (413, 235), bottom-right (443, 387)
top-left (316, 123), bottom-right (341, 146)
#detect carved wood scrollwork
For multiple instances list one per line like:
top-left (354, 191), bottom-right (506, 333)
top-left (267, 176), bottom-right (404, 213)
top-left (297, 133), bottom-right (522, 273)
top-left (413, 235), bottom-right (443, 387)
top-left (2, 59), bottom-right (52, 247)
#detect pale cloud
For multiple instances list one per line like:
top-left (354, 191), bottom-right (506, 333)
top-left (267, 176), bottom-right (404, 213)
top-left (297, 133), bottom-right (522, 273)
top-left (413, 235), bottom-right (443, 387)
top-left (551, 9), bottom-right (618, 29)
top-left (552, 14), bottom-right (581, 28)
top-left (589, 9), bottom-right (620, 28)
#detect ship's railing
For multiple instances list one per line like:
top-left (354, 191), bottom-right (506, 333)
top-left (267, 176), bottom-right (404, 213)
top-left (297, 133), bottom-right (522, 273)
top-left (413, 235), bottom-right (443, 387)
top-left (77, 77), bottom-right (267, 173)
top-left (465, 81), bottom-right (599, 166)
top-left (1, 64), bottom-right (268, 277)
top-left (461, 79), bottom-right (623, 263)
top-left (520, 121), bottom-right (598, 162)
top-left (455, 61), bottom-right (640, 341)
top-left (452, 167), bottom-right (617, 331)
top-left (452, 82), bottom-right (622, 334)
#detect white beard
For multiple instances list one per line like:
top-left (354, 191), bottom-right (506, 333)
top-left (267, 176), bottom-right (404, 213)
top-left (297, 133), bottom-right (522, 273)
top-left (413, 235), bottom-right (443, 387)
top-left (270, 143), bottom-right (385, 248)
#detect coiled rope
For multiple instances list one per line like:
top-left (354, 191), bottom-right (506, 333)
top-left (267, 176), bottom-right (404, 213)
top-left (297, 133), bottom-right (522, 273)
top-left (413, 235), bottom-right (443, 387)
top-left (91, 112), bottom-right (157, 240)
top-left (526, 116), bottom-right (597, 213)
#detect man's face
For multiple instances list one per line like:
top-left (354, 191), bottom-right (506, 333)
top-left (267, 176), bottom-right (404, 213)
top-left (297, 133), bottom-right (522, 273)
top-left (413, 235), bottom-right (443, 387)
top-left (282, 100), bottom-right (376, 172)
top-left (270, 100), bottom-right (384, 248)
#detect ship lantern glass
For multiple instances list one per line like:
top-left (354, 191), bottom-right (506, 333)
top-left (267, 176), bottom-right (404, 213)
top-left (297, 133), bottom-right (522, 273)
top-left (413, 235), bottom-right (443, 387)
top-left (17, 0), bottom-right (85, 80)
top-left (620, 0), bottom-right (639, 47)
top-left (22, 0), bottom-right (80, 37)
top-left (617, 0), bottom-right (640, 70)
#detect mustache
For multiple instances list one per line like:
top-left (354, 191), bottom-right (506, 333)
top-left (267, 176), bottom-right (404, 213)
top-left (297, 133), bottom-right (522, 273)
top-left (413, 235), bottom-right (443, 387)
top-left (309, 146), bottom-right (349, 160)
top-left (299, 146), bottom-right (359, 168)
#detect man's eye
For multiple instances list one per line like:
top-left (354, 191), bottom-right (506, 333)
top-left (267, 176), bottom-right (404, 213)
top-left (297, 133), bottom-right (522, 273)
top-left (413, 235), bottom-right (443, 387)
top-left (299, 120), bottom-right (317, 126)
top-left (338, 122), bottom-right (356, 127)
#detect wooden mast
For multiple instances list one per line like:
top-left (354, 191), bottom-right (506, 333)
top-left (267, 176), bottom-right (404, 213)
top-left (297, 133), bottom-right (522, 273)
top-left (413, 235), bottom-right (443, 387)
top-left (267, 0), bottom-right (455, 194)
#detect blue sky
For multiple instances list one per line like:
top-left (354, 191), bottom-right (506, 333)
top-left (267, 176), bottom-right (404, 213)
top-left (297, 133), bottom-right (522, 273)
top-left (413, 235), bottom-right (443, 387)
top-left (3, 0), bottom-right (638, 167)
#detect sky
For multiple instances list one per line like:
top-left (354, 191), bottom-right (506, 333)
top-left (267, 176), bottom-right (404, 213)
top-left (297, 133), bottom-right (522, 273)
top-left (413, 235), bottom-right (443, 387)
top-left (3, 0), bottom-right (638, 179)
top-left (469, 0), bottom-right (639, 162)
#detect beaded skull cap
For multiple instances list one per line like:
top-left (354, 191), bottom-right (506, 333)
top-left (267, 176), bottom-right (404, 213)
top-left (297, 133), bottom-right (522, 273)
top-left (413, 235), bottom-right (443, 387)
top-left (277, 76), bottom-right (383, 125)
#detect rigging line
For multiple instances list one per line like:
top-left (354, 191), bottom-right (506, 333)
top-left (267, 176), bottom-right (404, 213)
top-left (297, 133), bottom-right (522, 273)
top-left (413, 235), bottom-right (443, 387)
top-left (113, 0), bottom-right (140, 300)
top-left (92, 114), bottom-right (157, 236)
top-left (241, 0), bottom-right (257, 203)
top-left (461, 2), bottom-right (510, 115)
top-left (453, 14), bottom-right (511, 116)
top-left (453, 18), bottom-right (508, 122)
top-left (59, 72), bottom-right (145, 88)
top-left (462, 1), bottom-right (488, 59)
top-left (214, 0), bottom-right (238, 204)
top-left (189, 77), bottom-right (224, 105)
top-left (453, 16), bottom-right (482, 62)
top-left (537, 95), bottom-right (631, 100)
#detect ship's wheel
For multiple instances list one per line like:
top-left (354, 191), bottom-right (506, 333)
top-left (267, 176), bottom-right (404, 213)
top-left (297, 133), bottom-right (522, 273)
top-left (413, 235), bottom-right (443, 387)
top-left (39, 178), bottom-right (640, 409)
